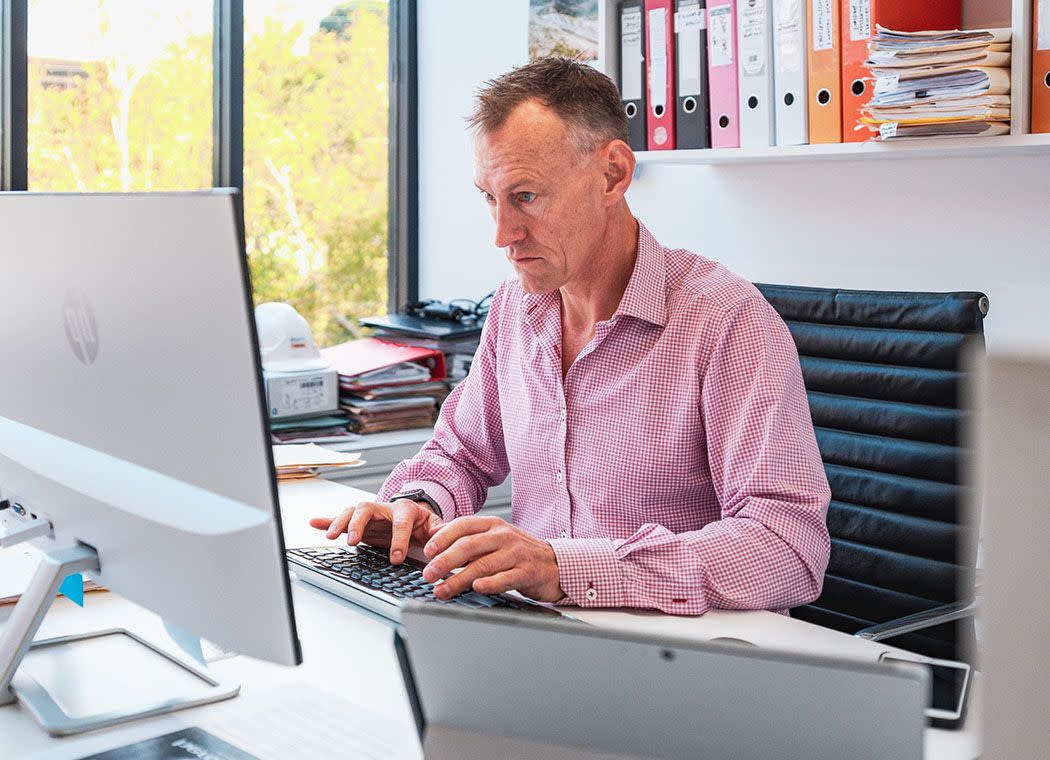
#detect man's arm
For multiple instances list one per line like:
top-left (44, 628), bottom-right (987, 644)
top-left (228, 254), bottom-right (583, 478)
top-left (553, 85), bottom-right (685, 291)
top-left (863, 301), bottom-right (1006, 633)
top-left (376, 284), bottom-right (512, 521)
top-left (547, 296), bottom-right (831, 615)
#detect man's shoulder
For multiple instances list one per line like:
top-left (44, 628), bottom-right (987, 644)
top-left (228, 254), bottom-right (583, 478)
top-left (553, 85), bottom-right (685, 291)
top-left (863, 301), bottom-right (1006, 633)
top-left (662, 246), bottom-right (767, 324)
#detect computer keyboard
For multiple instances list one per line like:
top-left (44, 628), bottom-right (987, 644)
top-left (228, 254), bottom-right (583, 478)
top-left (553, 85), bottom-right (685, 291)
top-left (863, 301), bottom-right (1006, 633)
top-left (287, 544), bottom-right (568, 623)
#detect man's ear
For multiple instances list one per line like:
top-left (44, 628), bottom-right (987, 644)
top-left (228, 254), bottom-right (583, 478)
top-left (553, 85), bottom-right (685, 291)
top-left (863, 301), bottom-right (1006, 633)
top-left (601, 140), bottom-right (636, 206)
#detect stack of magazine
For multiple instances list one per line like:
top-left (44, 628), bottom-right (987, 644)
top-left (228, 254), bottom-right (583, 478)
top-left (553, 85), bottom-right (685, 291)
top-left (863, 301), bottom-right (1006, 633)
top-left (860, 26), bottom-right (1012, 140)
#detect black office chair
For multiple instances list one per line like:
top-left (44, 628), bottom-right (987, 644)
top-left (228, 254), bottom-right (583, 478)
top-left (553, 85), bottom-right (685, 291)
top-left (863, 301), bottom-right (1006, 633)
top-left (755, 284), bottom-right (988, 663)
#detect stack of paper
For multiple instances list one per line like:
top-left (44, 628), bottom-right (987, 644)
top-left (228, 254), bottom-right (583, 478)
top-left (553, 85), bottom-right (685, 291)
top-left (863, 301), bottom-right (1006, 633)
top-left (322, 338), bottom-right (447, 434)
top-left (860, 26), bottom-right (1012, 140)
top-left (272, 443), bottom-right (364, 481)
top-left (270, 413), bottom-right (358, 445)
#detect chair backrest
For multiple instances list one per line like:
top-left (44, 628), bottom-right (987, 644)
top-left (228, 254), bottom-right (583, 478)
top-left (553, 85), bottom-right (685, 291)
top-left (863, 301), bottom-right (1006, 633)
top-left (755, 284), bottom-right (988, 661)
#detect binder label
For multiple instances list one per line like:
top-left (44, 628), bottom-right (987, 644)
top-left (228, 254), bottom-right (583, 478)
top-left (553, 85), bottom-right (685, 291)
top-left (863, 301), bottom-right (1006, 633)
top-left (849, 0), bottom-right (871, 42)
top-left (709, 4), bottom-right (735, 67)
top-left (879, 121), bottom-right (898, 139)
top-left (621, 8), bottom-right (644, 102)
top-left (648, 8), bottom-right (669, 110)
top-left (676, 3), bottom-right (706, 96)
top-left (775, 0), bottom-right (803, 74)
top-left (1041, 0), bottom-right (1050, 51)
top-left (675, 3), bottom-right (707, 33)
top-left (812, 0), bottom-right (833, 52)
top-left (739, 0), bottom-right (768, 76)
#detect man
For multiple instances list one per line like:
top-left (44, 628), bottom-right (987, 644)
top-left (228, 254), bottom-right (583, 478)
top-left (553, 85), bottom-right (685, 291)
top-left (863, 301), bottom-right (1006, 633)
top-left (312, 57), bottom-right (831, 615)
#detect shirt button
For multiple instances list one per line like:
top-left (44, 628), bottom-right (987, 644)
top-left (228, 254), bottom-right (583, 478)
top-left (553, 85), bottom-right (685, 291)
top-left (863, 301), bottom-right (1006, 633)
top-left (558, 408), bottom-right (567, 421)
top-left (560, 530), bottom-right (568, 538)
top-left (554, 470), bottom-right (564, 483)
top-left (585, 588), bottom-right (598, 602)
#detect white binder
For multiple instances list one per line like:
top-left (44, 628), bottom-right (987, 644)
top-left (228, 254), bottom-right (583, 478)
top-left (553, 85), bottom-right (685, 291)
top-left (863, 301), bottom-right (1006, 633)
top-left (772, 0), bottom-right (808, 145)
top-left (736, 0), bottom-right (775, 147)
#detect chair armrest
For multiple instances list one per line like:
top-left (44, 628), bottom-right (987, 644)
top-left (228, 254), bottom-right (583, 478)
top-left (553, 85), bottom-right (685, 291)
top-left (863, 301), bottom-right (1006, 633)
top-left (854, 600), bottom-right (977, 643)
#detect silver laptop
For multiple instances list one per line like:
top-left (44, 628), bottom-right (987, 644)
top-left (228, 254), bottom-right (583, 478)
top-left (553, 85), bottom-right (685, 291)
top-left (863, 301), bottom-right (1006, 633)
top-left (396, 603), bottom-right (929, 760)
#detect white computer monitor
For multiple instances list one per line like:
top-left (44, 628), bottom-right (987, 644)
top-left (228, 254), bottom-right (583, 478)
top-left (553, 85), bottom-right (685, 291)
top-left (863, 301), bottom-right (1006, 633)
top-left (0, 191), bottom-right (300, 732)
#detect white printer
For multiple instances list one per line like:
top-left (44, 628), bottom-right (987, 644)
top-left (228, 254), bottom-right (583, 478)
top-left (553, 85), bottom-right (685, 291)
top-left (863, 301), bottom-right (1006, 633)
top-left (255, 302), bottom-right (339, 420)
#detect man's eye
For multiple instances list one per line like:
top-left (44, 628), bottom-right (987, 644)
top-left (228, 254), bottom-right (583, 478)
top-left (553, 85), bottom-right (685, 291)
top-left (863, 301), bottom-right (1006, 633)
top-left (482, 193), bottom-right (495, 204)
top-left (517, 192), bottom-right (536, 204)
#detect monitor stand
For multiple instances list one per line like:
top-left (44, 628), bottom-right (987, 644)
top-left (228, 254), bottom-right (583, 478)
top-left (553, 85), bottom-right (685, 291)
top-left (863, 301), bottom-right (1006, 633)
top-left (0, 544), bottom-right (239, 736)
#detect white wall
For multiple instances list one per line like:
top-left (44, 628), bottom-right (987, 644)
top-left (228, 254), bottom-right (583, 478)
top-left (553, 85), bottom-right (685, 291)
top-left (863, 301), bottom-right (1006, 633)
top-left (416, 0), bottom-right (1050, 351)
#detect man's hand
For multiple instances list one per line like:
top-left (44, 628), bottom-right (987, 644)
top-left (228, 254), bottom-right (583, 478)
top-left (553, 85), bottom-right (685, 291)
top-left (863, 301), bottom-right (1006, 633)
top-left (422, 516), bottom-right (564, 602)
top-left (309, 499), bottom-right (443, 565)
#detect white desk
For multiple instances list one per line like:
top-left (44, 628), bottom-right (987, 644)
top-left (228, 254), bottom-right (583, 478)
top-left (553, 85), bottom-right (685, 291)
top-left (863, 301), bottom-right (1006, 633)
top-left (1, 478), bottom-right (980, 759)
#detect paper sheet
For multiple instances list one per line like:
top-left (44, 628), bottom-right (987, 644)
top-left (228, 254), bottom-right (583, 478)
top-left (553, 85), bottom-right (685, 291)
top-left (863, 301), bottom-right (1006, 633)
top-left (271, 443), bottom-right (362, 469)
top-left (195, 682), bottom-right (420, 760)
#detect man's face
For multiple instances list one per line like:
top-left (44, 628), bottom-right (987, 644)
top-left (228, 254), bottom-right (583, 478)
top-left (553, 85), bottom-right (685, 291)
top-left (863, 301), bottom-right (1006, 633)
top-left (473, 100), bottom-right (610, 294)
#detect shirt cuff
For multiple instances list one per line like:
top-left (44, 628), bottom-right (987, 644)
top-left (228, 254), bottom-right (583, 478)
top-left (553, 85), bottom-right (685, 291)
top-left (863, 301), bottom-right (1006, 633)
top-left (547, 538), bottom-right (626, 608)
top-left (393, 480), bottom-right (456, 522)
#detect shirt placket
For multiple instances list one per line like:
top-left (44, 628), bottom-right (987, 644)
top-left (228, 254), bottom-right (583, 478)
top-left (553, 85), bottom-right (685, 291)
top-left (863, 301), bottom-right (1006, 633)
top-left (560, 318), bottom-right (619, 539)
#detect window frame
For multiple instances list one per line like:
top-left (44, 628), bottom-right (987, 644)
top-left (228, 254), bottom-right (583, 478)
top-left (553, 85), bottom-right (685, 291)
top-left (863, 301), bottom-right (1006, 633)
top-left (1, 0), bottom-right (28, 191)
top-left (0, 0), bottom-right (412, 314)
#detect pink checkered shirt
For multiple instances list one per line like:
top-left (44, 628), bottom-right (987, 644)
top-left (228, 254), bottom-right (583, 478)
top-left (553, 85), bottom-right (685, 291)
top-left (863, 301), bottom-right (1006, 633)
top-left (381, 222), bottom-right (831, 615)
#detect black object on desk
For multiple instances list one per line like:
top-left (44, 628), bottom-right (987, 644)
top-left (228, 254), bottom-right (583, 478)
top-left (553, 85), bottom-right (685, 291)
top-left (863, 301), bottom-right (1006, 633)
top-left (80, 727), bottom-right (258, 759)
top-left (359, 313), bottom-right (484, 339)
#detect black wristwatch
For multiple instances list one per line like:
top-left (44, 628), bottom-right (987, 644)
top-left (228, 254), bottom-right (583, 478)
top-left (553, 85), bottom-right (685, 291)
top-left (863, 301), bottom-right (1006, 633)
top-left (390, 488), bottom-right (443, 520)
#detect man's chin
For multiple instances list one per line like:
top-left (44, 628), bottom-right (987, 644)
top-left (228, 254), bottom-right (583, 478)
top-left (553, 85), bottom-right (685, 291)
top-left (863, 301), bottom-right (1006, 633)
top-left (515, 275), bottom-right (557, 295)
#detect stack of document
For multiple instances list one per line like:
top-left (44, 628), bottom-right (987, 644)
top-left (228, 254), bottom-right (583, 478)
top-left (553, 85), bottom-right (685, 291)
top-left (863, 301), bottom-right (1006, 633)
top-left (371, 329), bottom-right (481, 388)
top-left (321, 338), bottom-right (447, 435)
top-left (860, 26), bottom-right (1012, 140)
top-left (270, 412), bottom-right (357, 445)
top-left (340, 394), bottom-right (440, 435)
top-left (272, 443), bottom-right (364, 481)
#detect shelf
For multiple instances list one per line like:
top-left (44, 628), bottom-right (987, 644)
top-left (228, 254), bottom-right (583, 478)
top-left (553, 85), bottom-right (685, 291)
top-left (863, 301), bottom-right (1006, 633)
top-left (632, 134), bottom-right (1050, 166)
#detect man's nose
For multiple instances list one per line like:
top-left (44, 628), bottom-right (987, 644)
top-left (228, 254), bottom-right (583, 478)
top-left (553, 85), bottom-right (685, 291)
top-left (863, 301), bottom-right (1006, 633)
top-left (493, 203), bottom-right (526, 249)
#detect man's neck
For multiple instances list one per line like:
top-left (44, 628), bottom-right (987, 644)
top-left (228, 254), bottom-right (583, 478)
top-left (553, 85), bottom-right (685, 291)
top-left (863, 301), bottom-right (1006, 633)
top-left (559, 209), bottom-right (639, 333)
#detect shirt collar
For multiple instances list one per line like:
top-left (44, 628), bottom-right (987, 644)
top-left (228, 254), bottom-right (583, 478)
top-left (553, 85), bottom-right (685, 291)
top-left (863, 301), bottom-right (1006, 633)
top-left (614, 221), bottom-right (667, 328)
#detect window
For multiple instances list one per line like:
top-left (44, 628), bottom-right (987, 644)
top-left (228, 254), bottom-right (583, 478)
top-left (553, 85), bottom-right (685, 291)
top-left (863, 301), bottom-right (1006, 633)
top-left (27, 1), bottom-right (214, 191)
top-left (244, 1), bottom-right (390, 346)
top-left (6, 1), bottom-right (402, 328)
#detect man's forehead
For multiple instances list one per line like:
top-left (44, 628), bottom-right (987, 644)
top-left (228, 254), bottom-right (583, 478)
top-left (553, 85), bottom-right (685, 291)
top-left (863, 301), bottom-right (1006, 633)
top-left (473, 100), bottom-right (576, 179)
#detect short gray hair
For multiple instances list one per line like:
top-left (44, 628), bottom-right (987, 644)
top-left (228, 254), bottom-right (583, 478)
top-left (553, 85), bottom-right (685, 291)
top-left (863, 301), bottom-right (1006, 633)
top-left (467, 57), bottom-right (629, 154)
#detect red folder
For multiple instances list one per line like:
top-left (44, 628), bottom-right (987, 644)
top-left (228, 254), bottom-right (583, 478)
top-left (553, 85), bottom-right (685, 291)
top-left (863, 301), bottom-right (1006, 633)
top-left (840, 0), bottom-right (962, 143)
top-left (644, 0), bottom-right (677, 149)
top-left (320, 338), bottom-right (446, 388)
top-left (1035, 0), bottom-right (1050, 133)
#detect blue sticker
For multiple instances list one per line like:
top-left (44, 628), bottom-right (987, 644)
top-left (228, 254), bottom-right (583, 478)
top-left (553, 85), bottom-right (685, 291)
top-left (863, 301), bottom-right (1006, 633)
top-left (59, 573), bottom-right (84, 607)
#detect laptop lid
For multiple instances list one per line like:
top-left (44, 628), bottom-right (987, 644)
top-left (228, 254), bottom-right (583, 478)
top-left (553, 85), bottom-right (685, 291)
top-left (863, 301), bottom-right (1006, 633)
top-left (397, 604), bottom-right (928, 760)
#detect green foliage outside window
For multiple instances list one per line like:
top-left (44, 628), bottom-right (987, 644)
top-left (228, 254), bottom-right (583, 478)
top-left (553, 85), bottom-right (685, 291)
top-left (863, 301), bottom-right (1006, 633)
top-left (29, 2), bottom-right (388, 347)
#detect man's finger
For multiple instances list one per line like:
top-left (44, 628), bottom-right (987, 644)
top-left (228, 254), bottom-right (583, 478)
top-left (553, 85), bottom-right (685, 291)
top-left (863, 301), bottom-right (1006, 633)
top-left (434, 550), bottom-right (513, 599)
top-left (346, 503), bottom-right (385, 545)
top-left (309, 516), bottom-right (333, 530)
top-left (423, 532), bottom-right (504, 583)
top-left (471, 567), bottom-right (527, 596)
top-left (388, 500), bottom-right (418, 564)
top-left (425, 515), bottom-right (503, 558)
top-left (322, 506), bottom-right (357, 539)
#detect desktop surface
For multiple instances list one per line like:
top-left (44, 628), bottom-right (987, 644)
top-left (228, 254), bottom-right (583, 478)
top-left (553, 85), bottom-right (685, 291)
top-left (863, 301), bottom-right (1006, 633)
top-left (0, 478), bottom-right (982, 759)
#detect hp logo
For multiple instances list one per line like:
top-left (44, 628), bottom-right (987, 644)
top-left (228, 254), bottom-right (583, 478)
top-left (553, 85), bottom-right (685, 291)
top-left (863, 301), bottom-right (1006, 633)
top-left (63, 291), bottom-right (100, 365)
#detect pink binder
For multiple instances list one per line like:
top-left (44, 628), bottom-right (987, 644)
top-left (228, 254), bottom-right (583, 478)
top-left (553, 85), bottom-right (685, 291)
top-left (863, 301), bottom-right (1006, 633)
top-left (706, 0), bottom-right (739, 149)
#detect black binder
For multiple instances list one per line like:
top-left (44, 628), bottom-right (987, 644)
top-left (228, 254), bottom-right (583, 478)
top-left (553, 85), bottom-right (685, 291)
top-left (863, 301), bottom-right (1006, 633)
top-left (619, 0), bottom-right (648, 151)
top-left (673, 0), bottom-right (710, 149)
